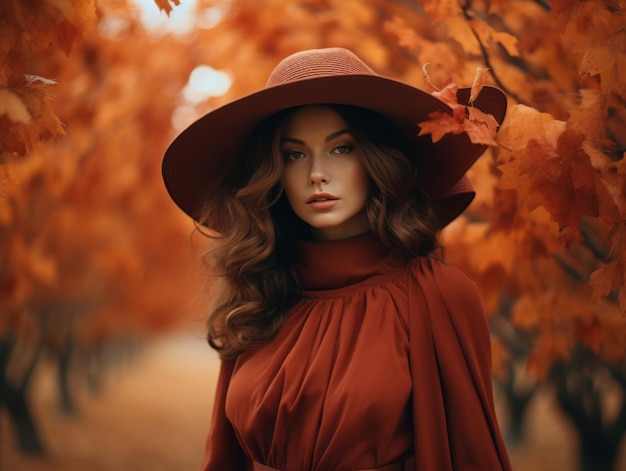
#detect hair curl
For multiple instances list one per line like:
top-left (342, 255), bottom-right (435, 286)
top-left (199, 105), bottom-right (440, 359)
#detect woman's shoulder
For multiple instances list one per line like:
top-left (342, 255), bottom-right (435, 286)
top-left (408, 256), bottom-right (478, 290)
top-left (406, 256), bottom-right (485, 316)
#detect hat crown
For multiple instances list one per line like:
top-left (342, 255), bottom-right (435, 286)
top-left (266, 48), bottom-right (376, 87)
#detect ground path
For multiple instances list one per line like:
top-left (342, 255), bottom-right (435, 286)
top-left (1, 331), bottom-right (622, 470)
top-left (1, 331), bottom-right (216, 471)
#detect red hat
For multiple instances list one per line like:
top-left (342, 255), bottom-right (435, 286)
top-left (162, 47), bottom-right (507, 229)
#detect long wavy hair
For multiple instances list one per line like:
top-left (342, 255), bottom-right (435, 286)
top-left (199, 104), bottom-right (440, 359)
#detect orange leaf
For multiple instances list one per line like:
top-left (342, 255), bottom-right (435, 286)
top-left (550, 0), bottom-right (583, 28)
top-left (468, 19), bottom-right (520, 57)
top-left (495, 105), bottom-right (556, 166)
top-left (431, 81), bottom-right (460, 107)
top-left (418, 101), bottom-right (499, 146)
top-left (21, 76), bottom-right (63, 142)
top-left (417, 109), bottom-right (465, 143)
top-left (469, 66), bottom-right (490, 103)
top-left (589, 260), bottom-right (623, 300)
top-left (153, 0), bottom-right (181, 15)
top-left (465, 107), bottom-right (499, 146)
top-left (499, 124), bottom-right (601, 230)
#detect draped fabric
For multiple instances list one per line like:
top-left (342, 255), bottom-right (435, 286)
top-left (201, 232), bottom-right (511, 471)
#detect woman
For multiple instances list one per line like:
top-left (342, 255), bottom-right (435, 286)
top-left (162, 48), bottom-right (511, 471)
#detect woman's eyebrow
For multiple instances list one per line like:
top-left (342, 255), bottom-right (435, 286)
top-left (325, 129), bottom-right (351, 141)
top-left (280, 129), bottom-right (352, 145)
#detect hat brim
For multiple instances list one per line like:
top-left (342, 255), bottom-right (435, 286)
top-left (162, 74), bottom-right (506, 228)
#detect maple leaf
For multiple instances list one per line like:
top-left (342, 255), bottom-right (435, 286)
top-left (589, 259), bottom-right (624, 300)
top-left (153, 0), bottom-right (181, 15)
top-left (550, 0), bottom-right (584, 29)
top-left (431, 81), bottom-right (460, 107)
top-left (0, 78), bottom-right (65, 156)
top-left (548, 128), bottom-right (601, 227)
top-left (580, 47), bottom-right (625, 95)
top-left (417, 92), bottom-right (500, 146)
top-left (417, 109), bottom-right (465, 143)
top-left (529, 140), bottom-right (599, 229)
top-left (465, 107), bottom-right (500, 146)
top-left (468, 19), bottom-right (520, 57)
top-left (498, 117), bottom-right (602, 230)
top-left (469, 66), bottom-right (490, 103)
top-left (568, 89), bottom-right (605, 143)
top-left (496, 105), bottom-right (556, 165)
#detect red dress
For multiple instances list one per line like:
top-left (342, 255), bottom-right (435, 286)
top-left (202, 232), bottom-right (512, 471)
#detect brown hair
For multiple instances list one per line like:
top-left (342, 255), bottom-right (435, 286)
top-left (199, 105), bottom-right (440, 359)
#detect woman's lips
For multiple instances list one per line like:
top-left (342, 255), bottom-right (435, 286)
top-left (307, 199), bottom-right (339, 210)
top-left (306, 193), bottom-right (339, 210)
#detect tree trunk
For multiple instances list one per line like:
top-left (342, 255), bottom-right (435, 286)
top-left (85, 347), bottom-right (103, 395)
top-left (579, 430), bottom-right (619, 471)
top-left (551, 354), bottom-right (625, 471)
top-left (56, 336), bottom-right (76, 416)
top-left (2, 386), bottom-right (45, 454)
top-left (0, 338), bottom-right (45, 455)
top-left (503, 385), bottom-right (535, 444)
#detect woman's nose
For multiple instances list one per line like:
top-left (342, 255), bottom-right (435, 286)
top-left (309, 155), bottom-right (329, 185)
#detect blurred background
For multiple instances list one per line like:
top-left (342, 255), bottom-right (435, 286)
top-left (1, 0), bottom-right (625, 470)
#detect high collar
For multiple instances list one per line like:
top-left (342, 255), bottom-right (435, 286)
top-left (292, 232), bottom-right (392, 291)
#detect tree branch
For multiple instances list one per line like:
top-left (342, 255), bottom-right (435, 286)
top-left (460, 0), bottom-right (526, 105)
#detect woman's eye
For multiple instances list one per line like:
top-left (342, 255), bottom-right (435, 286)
top-left (284, 150), bottom-right (305, 161)
top-left (333, 145), bottom-right (352, 154)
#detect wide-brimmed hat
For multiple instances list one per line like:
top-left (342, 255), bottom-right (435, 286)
top-left (162, 47), bottom-right (507, 230)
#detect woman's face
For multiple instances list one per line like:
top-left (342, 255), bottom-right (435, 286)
top-left (280, 105), bottom-right (370, 241)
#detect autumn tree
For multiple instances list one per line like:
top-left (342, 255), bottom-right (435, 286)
top-left (1, 0), bottom-right (198, 453)
top-left (398, 1), bottom-right (626, 469)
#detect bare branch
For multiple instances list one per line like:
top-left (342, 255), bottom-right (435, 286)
top-left (460, 1), bottom-right (526, 105)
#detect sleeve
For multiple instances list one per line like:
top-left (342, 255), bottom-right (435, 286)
top-left (407, 258), bottom-right (511, 471)
top-left (201, 359), bottom-right (249, 471)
